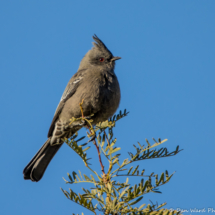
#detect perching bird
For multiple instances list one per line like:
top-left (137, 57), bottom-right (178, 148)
top-left (23, 35), bottom-right (121, 182)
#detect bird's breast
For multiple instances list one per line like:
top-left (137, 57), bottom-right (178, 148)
top-left (87, 72), bottom-right (121, 123)
top-left (60, 71), bottom-right (120, 124)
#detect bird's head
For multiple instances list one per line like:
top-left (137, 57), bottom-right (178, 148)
top-left (79, 35), bottom-right (121, 71)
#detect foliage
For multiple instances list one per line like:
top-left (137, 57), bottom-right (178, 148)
top-left (61, 109), bottom-right (183, 215)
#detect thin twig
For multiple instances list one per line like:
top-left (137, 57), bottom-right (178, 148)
top-left (93, 139), bottom-right (105, 174)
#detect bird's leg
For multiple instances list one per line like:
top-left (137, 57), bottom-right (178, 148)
top-left (78, 98), bottom-right (87, 126)
top-left (79, 98), bottom-right (85, 118)
top-left (78, 99), bottom-right (91, 125)
top-left (69, 98), bottom-right (91, 127)
top-left (79, 99), bottom-right (96, 140)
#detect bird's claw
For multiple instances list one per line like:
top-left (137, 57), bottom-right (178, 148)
top-left (84, 116), bottom-right (92, 119)
top-left (78, 116), bottom-right (92, 126)
top-left (78, 120), bottom-right (87, 126)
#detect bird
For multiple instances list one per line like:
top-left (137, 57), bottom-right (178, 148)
top-left (23, 35), bottom-right (121, 182)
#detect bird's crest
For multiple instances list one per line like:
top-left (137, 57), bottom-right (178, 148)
top-left (92, 34), bottom-right (112, 55)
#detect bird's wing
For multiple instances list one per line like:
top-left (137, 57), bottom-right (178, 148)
top-left (47, 69), bottom-right (87, 137)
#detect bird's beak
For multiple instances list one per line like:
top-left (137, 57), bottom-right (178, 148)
top-left (111, 56), bottom-right (121, 61)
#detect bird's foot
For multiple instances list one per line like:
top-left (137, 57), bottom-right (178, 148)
top-left (79, 120), bottom-right (87, 126)
top-left (77, 116), bottom-right (91, 126)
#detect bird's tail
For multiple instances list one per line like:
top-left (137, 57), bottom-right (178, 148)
top-left (23, 138), bottom-right (62, 182)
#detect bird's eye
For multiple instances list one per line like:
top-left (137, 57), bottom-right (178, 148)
top-left (99, 57), bottom-right (104, 62)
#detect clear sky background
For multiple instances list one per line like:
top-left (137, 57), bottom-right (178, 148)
top-left (0, 1), bottom-right (215, 214)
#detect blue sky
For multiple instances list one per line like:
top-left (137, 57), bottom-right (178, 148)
top-left (0, 1), bottom-right (215, 214)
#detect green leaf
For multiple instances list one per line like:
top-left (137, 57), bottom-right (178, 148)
top-left (131, 165), bottom-right (139, 175)
top-left (83, 174), bottom-right (91, 181)
top-left (118, 186), bottom-right (130, 200)
top-left (76, 136), bottom-right (86, 142)
top-left (128, 166), bottom-right (133, 175)
top-left (129, 196), bottom-right (143, 205)
top-left (110, 138), bottom-right (117, 147)
top-left (67, 173), bottom-right (74, 183)
top-left (139, 203), bottom-right (146, 210)
top-left (109, 147), bottom-right (121, 155)
top-left (82, 146), bottom-right (90, 152)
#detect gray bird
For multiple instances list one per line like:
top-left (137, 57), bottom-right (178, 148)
top-left (23, 35), bottom-right (121, 182)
